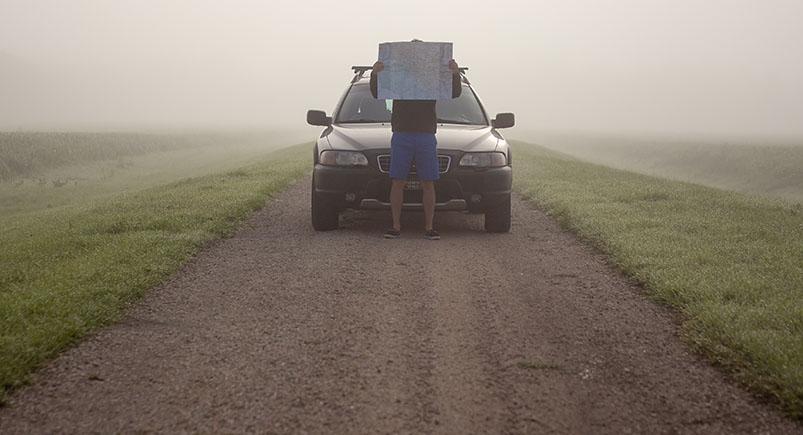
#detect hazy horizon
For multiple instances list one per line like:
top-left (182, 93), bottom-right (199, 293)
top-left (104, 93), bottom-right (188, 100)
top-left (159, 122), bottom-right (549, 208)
top-left (2, 0), bottom-right (802, 140)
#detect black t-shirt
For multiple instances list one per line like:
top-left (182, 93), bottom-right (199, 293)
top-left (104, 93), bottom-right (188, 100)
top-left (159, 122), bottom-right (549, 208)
top-left (369, 71), bottom-right (462, 134)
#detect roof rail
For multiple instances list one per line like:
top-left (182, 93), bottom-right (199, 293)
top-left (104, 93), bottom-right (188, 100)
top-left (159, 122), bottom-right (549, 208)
top-left (351, 65), bottom-right (374, 75)
top-left (350, 65), bottom-right (470, 83)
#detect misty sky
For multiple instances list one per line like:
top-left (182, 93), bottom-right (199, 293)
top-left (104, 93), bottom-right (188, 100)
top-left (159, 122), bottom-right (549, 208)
top-left (1, 0), bottom-right (802, 137)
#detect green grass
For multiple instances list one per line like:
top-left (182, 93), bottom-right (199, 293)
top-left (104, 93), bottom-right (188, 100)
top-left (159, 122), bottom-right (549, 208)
top-left (514, 132), bottom-right (803, 203)
top-left (0, 132), bottom-right (204, 181)
top-left (0, 131), bottom-right (306, 182)
top-left (0, 142), bottom-right (309, 399)
top-left (512, 141), bottom-right (803, 417)
top-left (0, 131), bottom-right (306, 215)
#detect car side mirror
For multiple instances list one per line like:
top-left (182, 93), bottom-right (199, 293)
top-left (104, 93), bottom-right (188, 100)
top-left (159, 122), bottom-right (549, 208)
top-left (307, 109), bottom-right (332, 126)
top-left (492, 113), bottom-right (515, 129)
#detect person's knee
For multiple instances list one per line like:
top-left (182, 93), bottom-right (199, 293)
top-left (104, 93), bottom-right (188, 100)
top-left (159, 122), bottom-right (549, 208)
top-left (391, 179), bottom-right (407, 189)
top-left (421, 181), bottom-right (435, 191)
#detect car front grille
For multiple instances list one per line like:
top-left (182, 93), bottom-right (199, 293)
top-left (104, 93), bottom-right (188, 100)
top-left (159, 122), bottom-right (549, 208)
top-left (377, 155), bottom-right (451, 174)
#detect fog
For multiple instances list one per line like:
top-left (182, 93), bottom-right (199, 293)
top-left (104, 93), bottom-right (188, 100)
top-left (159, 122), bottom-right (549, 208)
top-left (1, 0), bottom-right (802, 139)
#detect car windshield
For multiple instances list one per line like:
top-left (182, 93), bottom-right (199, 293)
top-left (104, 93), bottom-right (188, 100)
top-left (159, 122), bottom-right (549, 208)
top-left (336, 83), bottom-right (487, 125)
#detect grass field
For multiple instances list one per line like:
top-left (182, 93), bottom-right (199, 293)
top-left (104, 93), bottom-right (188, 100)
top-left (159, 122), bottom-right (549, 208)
top-left (512, 140), bottom-right (803, 417)
top-left (0, 132), bottom-right (200, 181)
top-left (0, 134), bottom-right (310, 400)
top-left (514, 132), bottom-right (803, 203)
top-left (0, 130), bottom-right (307, 215)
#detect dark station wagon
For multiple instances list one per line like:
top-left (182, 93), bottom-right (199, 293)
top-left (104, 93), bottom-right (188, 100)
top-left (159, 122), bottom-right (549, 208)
top-left (306, 66), bottom-right (515, 232)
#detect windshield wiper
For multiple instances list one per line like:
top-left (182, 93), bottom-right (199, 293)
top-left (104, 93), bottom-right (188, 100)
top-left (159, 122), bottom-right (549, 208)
top-left (437, 119), bottom-right (479, 125)
top-left (341, 119), bottom-right (389, 123)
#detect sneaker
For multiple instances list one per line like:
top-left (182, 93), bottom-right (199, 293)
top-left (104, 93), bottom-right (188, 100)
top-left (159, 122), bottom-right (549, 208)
top-left (383, 228), bottom-right (401, 239)
top-left (423, 229), bottom-right (441, 240)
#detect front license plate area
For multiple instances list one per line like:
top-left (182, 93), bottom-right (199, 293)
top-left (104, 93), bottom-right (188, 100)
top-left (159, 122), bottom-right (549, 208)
top-left (405, 177), bottom-right (421, 191)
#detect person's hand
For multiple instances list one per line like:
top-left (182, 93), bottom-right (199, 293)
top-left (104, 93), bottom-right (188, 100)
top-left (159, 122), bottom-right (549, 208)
top-left (449, 59), bottom-right (459, 73)
top-left (373, 61), bottom-right (384, 73)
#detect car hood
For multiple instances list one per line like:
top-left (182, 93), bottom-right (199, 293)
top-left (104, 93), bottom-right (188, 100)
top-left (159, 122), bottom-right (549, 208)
top-left (322, 124), bottom-right (499, 152)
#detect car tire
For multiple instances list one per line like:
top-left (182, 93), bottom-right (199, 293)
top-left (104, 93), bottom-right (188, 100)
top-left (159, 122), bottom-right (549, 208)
top-left (484, 194), bottom-right (511, 233)
top-left (311, 176), bottom-right (339, 231)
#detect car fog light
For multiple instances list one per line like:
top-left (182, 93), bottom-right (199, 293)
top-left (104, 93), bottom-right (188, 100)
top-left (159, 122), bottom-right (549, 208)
top-left (470, 194), bottom-right (482, 203)
top-left (345, 193), bottom-right (356, 202)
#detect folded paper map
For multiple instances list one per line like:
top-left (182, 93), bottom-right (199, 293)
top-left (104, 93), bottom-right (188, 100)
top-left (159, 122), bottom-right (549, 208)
top-left (377, 41), bottom-right (454, 100)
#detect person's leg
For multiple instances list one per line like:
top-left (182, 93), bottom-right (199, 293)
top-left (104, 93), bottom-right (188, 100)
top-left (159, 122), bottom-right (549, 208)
top-left (421, 180), bottom-right (435, 231)
top-left (412, 133), bottom-right (439, 232)
top-left (390, 179), bottom-right (406, 231)
top-left (388, 133), bottom-right (414, 232)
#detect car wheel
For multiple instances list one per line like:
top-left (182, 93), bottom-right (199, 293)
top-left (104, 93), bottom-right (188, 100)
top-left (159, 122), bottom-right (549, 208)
top-left (311, 176), bottom-right (339, 231)
top-left (484, 194), bottom-right (511, 233)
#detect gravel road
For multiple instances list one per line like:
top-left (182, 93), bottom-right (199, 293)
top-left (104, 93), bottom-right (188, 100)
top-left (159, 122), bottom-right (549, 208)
top-left (0, 178), bottom-right (798, 434)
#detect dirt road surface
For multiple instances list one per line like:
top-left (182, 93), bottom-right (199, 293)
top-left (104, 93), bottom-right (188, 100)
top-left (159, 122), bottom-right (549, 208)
top-left (1, 178), bottom-right (798, 434)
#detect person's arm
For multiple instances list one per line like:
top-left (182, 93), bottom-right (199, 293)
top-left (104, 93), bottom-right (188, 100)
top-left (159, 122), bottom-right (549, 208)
top-left (369, 61), bottom-right (384, 99)
top-left (449, 59), bottom-right (462, 98)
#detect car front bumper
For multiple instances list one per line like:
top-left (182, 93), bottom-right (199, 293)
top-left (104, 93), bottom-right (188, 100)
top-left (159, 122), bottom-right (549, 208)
top-left (313, 163), bottom-right (512, 213)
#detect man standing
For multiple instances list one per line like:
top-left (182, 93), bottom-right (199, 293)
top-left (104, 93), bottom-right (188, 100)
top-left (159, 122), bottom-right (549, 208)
top-left (369, 53), bottom-right (462, 240)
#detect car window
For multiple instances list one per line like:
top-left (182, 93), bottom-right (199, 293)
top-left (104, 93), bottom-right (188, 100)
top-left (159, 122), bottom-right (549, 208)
top-left (336, 84), bottom-right (488, 125)
top-left (336, 85), bottom-right (392, 123)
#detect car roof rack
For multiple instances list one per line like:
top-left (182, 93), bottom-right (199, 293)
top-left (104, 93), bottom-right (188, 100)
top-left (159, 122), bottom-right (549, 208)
top-left (350, 65), bottom-right (470, 84)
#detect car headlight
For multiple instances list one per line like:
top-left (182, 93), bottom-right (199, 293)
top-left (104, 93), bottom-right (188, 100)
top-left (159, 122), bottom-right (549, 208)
top-left (320, 150), bottom-right (368, 166)
top-left (459, 152), bottom-right (506, 168)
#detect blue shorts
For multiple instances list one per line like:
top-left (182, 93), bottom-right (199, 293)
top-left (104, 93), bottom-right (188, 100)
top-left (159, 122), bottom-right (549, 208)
top-left (389, 132), bottom-right (439, 181)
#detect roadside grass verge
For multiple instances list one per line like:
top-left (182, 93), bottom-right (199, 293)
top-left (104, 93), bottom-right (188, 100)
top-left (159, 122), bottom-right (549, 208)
top-left (512, 141), bottom-right (803, 418)
top-left (0, 131), bottom-right (305, 215)
top-left (0, 131), bottom-right (306, 182)
top-left (0, 143), bottom-right (309, 400)
top-left (514, 132), bottom-right (803, 203)
top-left (0, 132), bottom-right (205, 181)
